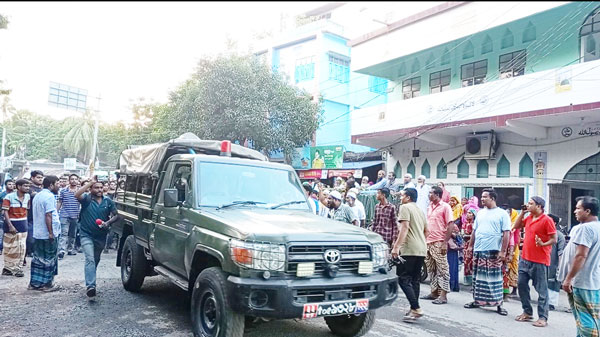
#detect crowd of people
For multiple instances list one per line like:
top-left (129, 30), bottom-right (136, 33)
top-left (306, 169), bottom-right (599, 335)
top-left (0, 171), bottom-right (120, 300)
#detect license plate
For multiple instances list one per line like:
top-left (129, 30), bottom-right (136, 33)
top-left (302, 299), bottom-right (369, 319)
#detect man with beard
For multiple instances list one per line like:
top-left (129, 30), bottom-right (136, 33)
top-left (75, 177), bottom-right (120, 300)
top-left (327, 191), bottom-right (358, 226)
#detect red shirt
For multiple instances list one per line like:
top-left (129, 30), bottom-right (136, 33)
top-left (521, 213), bottom-right (556, 266)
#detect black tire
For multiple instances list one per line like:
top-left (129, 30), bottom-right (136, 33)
top-left (324, 311), bottom-right (376, 337)
top-left (420, 264), bottom-right (428, 283)
top-left (191, 267), bottom-right (244, 337)
top-left (121, 235), bottom-right (147, 292)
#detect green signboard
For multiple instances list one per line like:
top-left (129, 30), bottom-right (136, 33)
top-left (310, 146), bottom-right (344, 169)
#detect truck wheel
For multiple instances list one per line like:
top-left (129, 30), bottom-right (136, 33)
top-left (324, 311), bottom-right (376, 337)
top-left (121, 235), bottom-right (147, 292)
top-left (191, 267), bottom-right (244, 337)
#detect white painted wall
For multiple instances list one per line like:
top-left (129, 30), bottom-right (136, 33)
top-left (350, 2), bottom-right (568, 72)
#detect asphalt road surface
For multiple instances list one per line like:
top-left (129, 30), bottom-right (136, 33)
top-left (0, 250), bottom-right (577, 337)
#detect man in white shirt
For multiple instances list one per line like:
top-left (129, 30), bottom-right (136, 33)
top-left (346, 191), bottom-right (366, 228)
top-left (415, 175), bottom-right (431, 217)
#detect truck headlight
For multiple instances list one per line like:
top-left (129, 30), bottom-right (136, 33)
top-left (372, 243), bottom-right (389, 268)
top-left (229, 239), bottom-right (286, 272)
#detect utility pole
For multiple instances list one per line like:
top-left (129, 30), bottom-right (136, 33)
top-left (88, 94), bottom-right (101, 177)
top-left (0, 91), bottom-right (11, 172)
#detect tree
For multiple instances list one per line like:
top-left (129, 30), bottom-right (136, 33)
top-left (153, 54), bottom-right (322, 159)
top-left (62, 110), bottom-right (95, 163)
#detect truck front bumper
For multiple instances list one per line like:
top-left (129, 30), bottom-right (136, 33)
top-left (226, 271), bottom-right (398, 319)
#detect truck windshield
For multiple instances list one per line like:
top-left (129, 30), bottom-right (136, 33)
top-left (197, 162), bottom-right (309, 210)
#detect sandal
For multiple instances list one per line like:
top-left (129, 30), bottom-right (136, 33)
top-left (420, 294), bottom-right (438, 300)
top-left (515, 313), bottom-right (533, 322)
top-left (497, 307), bottom-right (508, 316)
top-left (464, 301), bottom-right (480, 309)
top-left (432, 298), bottom-right (447, 305)
top-left (532, 319), bottom-right (547, 327)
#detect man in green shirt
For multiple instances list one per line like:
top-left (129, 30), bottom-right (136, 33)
top-left (392, 187), bottom-right (428, 322)
top-left (75, 177), bottom-right (120, 300)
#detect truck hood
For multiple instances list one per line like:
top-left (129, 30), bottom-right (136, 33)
top-left (200, 207), bottom-right (383, 244)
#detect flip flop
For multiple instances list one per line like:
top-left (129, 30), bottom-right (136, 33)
top-left (432, 298), bottom-right (447, 305)
top-left (464, 302), bottom-right (480, 309)
top-left (515, 313), bottom-right (533, 322)
top-left (532, 319), bottom-right (547, 327)
top-left (420, 294), bottom-right (438, 300)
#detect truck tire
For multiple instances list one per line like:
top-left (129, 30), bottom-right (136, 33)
top-left (121, 235), bottom-right (147, 292)
top-left (324, 311), bottom-right (376, 337)
top-left (191, 267), bottom-right (244, 337)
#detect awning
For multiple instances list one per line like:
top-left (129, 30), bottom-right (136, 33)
top-left (339, 160), bottom-right (383, 169)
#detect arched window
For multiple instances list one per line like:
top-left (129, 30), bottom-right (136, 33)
top-left (519, 153), bottom-right (534, 178)
top-left (457, 159), bottom-right (469, 179)
top-left (441, 47), bottom-right (451, 65)
top-left (463, 41), bottom-right (475, 59)
top-left (581, 6), bottom-right (600, 62)
top-left (481, 34), bottom-right (493, 54)
top-left (426, 53), bottom-right (436, 69)
top-left (477, 160), bottom-right (489, 178)
top-left (394, 161), bottom-right (402, 179)
top-left (411, 58), bottom-right (421, 73)
top-left (501, 29), bottom-right (514, 49)
top-left (437, 159), bottom-right (447, 179)
top-left (407, 160), bottom-right (416, 178)
top-left (522, 22), bottom-right (537, 43)
top-left (497, 155), bottom-right (510, 178)
top-left (398, 62), bottom-right (407, 77)
top-left (421, 159), bottom-right (431, 179)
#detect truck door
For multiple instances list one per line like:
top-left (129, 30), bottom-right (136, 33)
top-left (154, 161), bottom-right (192, 276)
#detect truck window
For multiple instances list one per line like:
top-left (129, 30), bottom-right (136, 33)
top-left (170, 163), bottom-right (192, 204)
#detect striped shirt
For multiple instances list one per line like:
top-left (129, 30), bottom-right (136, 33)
top-left (58, 187), bottom-right (80, 218)
top-left (2, 192), bottom-right (30, 233)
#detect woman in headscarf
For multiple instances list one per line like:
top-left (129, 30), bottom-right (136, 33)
top-left (462, 208), bottom-right (477, 286)
top-left (447, 196), bottom-right (463, 292)
top-left (437, 182), bottom-right (450, 203)
top-left (461, 196), bottom-right (480, 225)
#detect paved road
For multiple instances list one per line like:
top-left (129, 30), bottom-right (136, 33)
top-left (0, 251), bottom-right (577, 337)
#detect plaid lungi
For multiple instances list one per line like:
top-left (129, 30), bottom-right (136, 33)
top-left (472, 250), bottom-right (503, 307)
top-left (29, 238), bottom-right (58, 288)
top-left (2, 232), bottom-right (27, 273)
top-left (569, 287), bottom-right (600, 337)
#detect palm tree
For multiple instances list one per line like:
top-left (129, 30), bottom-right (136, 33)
top-left (63, 110), bottom-right (95, 163)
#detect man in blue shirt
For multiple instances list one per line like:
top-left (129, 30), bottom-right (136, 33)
top-left (464, 189), bottom-right (511, 315)
top-left (57, 174), bottom-right (81, 258)
top-left (29, 175), bottom-right (61, 292)
top-left (75, 177), bottom-right (120, 300)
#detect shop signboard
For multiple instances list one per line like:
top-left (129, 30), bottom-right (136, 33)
top-left (298, 169), bottom-right (328, 180)
top-left (291, 146), bottom-right (311, 169)
top-left (310, 146), bottom-right (344, 169)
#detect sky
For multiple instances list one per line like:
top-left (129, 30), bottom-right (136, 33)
top-left (0, 2), bottom-right (322, 123)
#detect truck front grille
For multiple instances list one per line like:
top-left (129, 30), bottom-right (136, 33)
top-left (286, 244), bottom-right (371, 275)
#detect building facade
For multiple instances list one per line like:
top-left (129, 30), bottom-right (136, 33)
top-left (348, 2), bottom-right (600, 227)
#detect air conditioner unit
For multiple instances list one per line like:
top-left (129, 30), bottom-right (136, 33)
top-left (465, 132), bottom-right (496, 159)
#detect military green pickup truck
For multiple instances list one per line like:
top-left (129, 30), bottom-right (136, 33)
top-left (112, 134), bottom-right (398, 337)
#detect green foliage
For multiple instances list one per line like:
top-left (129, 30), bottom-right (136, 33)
top-left (0, 14), bottom-right (8, 30)
top-left (62, 110), bottom-right (95, 163)
top-left (154, 54), bottom-right (322, 157)
top-left (4, 110), bottom-right (67, 162)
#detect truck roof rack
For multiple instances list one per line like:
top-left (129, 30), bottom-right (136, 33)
top-left (117, 133), bottom-right (268, 175)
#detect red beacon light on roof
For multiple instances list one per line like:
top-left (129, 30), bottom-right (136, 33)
top-left (220, 140), bottom-right (231, 157)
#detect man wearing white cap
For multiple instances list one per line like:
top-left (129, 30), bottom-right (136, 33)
top-left (346, 191), bottom-right (366, 228)
top-left (327, 191), bottom-right (359, 226)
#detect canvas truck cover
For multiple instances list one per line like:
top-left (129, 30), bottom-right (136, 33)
top-left (117, 133), bottom-right (268, 176)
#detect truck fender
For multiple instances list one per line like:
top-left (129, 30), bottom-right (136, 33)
top-left (187, 244), bottom-right (224, 292)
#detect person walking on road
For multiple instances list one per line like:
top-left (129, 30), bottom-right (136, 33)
top-left (546, 214), bottom-right (566, 311)
top-left (75, 177), bottom-right (120, 300)
top-left (0, 179), bottom-right (15, 255)
top-left (462, 208), bottom-right (477, 286)
top-left (558, 196), bottom-right (600, 337)
top-left (28, 175), bottom-right (61, 292)
top-left (415, 175), bottom-right (431, 217)
top-left (1, 179), bottom-right (30, 277)
top-left (57, 174), bottom-right (80, 258)
top-left (513, 196), bottom-right (557, 328)
top-left (25, 170), bottom-right (44, 261)
top-left (464, 189), bottom-right (511, 316)
top-left (421, 186), bottom-right (454, 305)
top-left (391, 187), bottom-right (428, 321)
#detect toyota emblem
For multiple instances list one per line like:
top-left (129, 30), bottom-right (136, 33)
top-left (324, 249), bottom-right (341, 264)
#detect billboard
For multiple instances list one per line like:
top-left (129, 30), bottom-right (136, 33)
top-left (291, 146), bottom-right (311, 169)
top-left (310, 146), bottom-right (344, 169)
top-left (48, 82), bottom-right (88, 112)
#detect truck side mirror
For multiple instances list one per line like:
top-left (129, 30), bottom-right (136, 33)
top-left (164, 189), bottom-right (179, 207)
